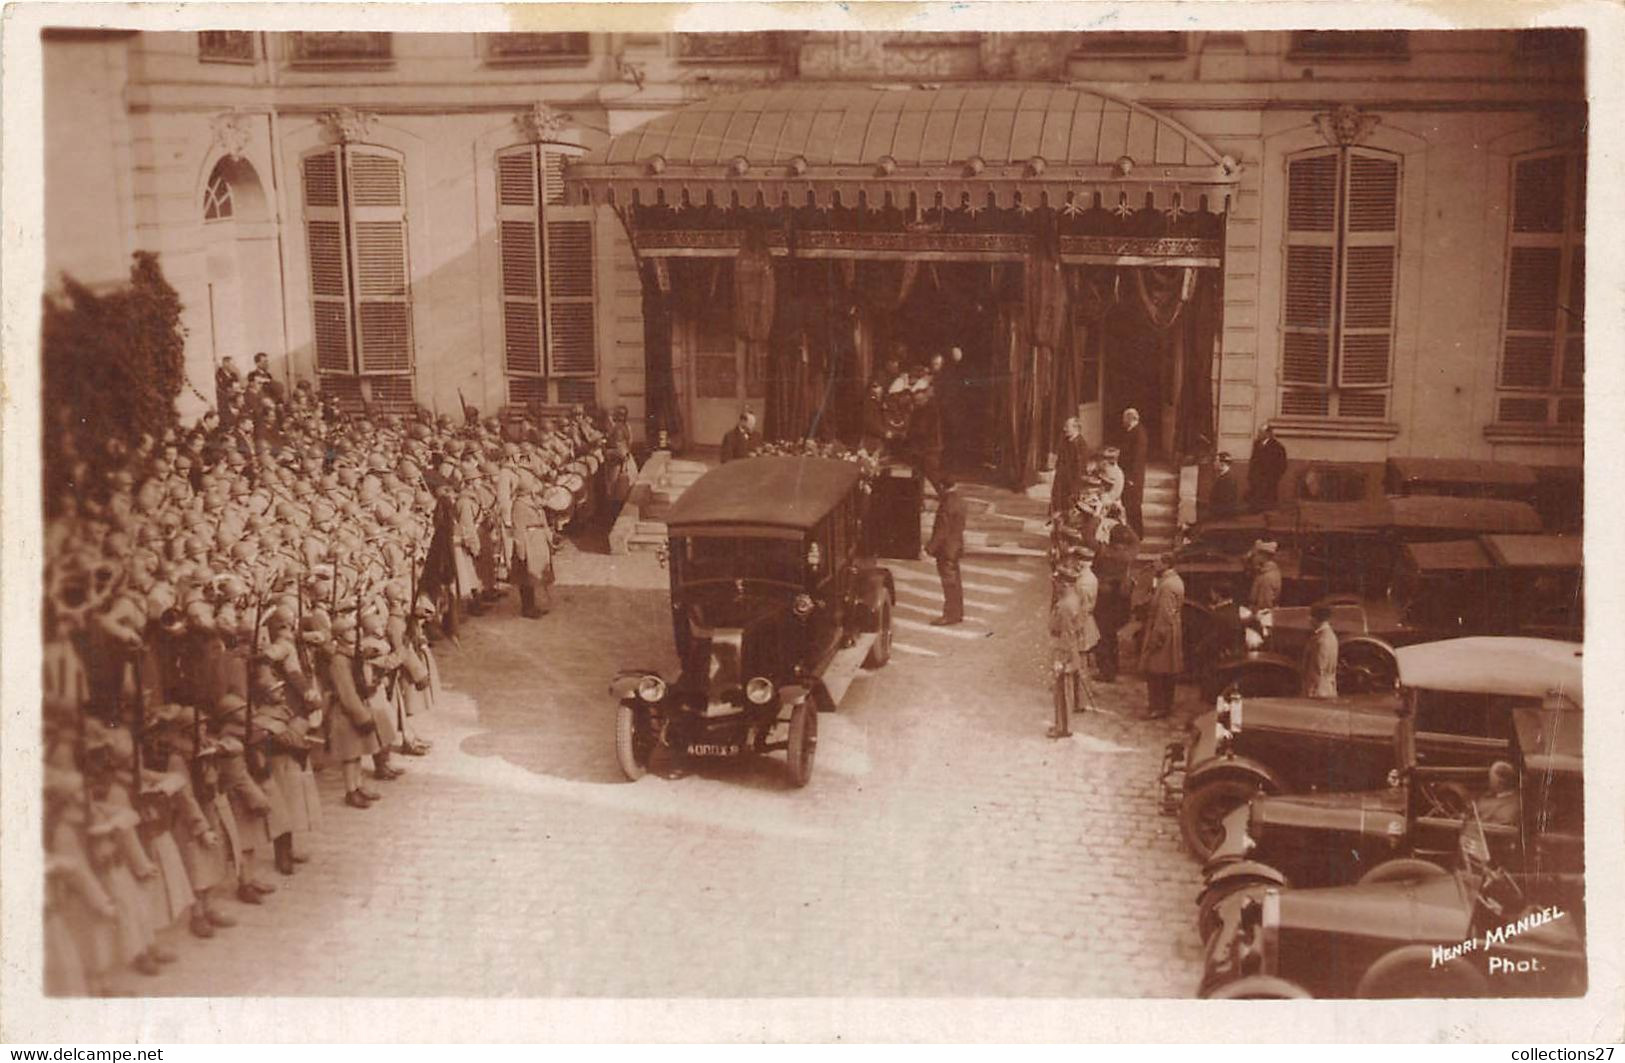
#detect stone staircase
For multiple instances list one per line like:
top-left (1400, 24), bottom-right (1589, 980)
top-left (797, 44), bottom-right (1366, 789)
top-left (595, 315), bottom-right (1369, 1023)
top-left (1021, 462), bottom-right (1181, 559)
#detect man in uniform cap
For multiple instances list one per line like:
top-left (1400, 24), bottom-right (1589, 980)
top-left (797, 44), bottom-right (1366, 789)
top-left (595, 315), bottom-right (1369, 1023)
top-left (509, 474), bottom-right (555, 619)
top-left (1247, 540), bottom-right (1282, 613)
top-left (1139, 552), bottom-right (1185, 719)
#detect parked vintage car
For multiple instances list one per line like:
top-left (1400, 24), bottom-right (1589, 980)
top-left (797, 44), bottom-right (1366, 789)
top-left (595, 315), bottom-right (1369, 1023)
top-left (1383, 456), bottom-right (1541, 503)
top-left (609, 456), bottom-right (894, 788)
top-left (1184, 532), bottom-right (1582, 698)
top-left (1160, 636), bottom-right (1582, 859)
top-left (1175, 496), bottom-right (1545, 610)
top-left (1196, 701), bottom-right (1584, 940)
top-left (1393, 534), bottom-right (1582, 642)
top-left (1198, 707), bottom-right (1584, 999)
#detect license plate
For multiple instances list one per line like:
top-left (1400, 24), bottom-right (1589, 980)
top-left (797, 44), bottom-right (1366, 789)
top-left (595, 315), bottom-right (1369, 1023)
top-left (687, 743), bottom-right (741, 757)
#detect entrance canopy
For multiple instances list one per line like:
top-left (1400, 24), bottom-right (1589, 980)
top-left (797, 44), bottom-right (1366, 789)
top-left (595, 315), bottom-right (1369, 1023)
top-left (566, 83), bottom-right (1240, 265)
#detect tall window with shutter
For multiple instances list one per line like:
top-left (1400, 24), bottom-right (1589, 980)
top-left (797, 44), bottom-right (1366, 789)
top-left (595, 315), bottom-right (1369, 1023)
top-left (301, 144), bottom-right (414, 403)
top-left (1280, 146), bottom-right (1401, 420)
top-left (1497, 150), bottom-right (1584, 427)
top-left (496, 144), bottom-right (597, 407)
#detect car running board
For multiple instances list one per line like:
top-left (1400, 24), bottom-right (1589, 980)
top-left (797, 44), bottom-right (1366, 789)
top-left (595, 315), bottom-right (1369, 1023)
top-left (818, 633), bottom-right (878, 711)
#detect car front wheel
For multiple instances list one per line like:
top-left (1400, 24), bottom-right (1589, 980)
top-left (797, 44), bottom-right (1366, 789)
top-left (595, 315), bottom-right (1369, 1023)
top-left (786, 700), bottom-right (818, 788)
top-left (1358, 944), bottom-right (1489, 998)
top-left (615, 703), bottom-right (654, 782)
top-left (1180, 776), bottom-right (1270, 860)
top-left (864, 594), bottom-right (892, 669)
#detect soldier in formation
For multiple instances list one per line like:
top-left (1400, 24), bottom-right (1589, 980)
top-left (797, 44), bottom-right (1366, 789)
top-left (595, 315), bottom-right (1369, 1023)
top-left (40, 368), bottom-right (611, 993)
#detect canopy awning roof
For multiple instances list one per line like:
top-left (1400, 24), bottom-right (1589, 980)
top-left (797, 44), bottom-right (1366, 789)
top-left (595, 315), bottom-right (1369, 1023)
top-left (565, 83), bottom-right (1241, 213)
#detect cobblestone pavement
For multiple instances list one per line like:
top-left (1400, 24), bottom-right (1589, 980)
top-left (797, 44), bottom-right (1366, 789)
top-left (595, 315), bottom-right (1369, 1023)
top-left (130, 540), bottom-right (1208, 998)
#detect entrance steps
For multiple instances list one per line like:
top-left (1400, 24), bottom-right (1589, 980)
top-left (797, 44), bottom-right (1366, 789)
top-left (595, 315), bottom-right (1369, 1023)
top-left (1015, 463), bottom-right (1180, 560)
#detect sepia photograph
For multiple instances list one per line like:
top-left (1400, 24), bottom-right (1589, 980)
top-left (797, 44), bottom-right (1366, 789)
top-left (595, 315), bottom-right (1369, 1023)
top-left (2, 0), bottom-right (1620, 1043)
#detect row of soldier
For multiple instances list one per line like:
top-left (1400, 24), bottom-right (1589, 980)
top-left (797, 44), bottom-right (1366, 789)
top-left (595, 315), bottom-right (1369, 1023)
top-left (42, 365), bottom-right (626, 994)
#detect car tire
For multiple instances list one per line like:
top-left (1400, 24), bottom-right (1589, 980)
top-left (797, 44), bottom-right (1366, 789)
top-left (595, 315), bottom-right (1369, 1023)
top-left (1196, 874), bottom-right (1286, 943)
top-left (615, 703), bottom-right (652, 782)
top-left (786, 699), bottom-right (817, 789)
top-left (864, 594), bottom-right (892, 669)
top-left (1180, 776), bottom-right (1271, 860)
top-left (1356, 858), bottom-right (1449, 886)
top-left (1204, 975), bottom-right (1312, 999)
top-left (1358, 944), bottom-right (1489, 998)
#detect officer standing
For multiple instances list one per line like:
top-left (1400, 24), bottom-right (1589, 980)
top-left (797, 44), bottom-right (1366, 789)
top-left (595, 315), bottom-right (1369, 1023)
top-left (1140, 553), bottom-right (1185, 719)
top-left (925, 474), bottom-right (967, 626)
top-left (1301, 603), bottom-right (1339, 698)
top-left (1118, 408), bottom-right (1149, 537)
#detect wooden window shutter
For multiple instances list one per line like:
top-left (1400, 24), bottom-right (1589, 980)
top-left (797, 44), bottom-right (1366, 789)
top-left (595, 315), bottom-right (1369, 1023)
top-left (543, 205), bottom-right (597, 378)
top-left (541, 149), bottom-right (569, 206)
top-left (1337, 150), bottom-right (1400, 401)
top-left (1497, 151), bottom-right (1583, 425)
top-left (497, 147), bottom-right (544, 377)
top-left (345, 149), bottom-right (413, 374)
top-left (1282, 152), bottom-right (1338, 390)
top-left (1501, 245), bottom-right (1561, 388)
top-left (1561, 246), bottom-right (1583, 389)
top-left (302, 147), bottom-right (354, 374)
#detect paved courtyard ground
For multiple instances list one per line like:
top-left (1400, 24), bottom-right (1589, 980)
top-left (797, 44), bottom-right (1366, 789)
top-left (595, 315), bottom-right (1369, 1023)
top-left (130, 540), bottom-right (1208, 998)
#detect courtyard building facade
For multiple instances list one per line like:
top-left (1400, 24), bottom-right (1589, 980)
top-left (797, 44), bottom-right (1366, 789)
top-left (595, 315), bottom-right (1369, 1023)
top-left (42, 28), bottom-right (1584, 497)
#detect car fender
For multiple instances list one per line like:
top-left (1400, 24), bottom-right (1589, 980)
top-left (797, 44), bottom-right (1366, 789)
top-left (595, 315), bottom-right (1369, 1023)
top-left (1185, 754), bottom-right (1287, 796)
top-left (1204, 860), bottom-right (1291, 893)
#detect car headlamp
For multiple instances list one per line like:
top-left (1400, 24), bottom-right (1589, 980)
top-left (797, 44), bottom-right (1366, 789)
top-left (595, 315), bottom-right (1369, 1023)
top-left (636, 675), bottom-right (667, 703)
top-left (745, 677), bottom-right (775, 705)
top-left (793, 593), bottom-right (815, 617)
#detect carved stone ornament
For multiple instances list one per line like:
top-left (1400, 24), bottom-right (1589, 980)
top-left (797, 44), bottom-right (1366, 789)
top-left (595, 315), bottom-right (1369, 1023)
top-left (515, 102), bottom-right (574, 144)
top-left (319, 107), bottom-right (378, 144)
top-left (1313, 104), bottom-right (1381, 147)
top-left (211, 111), bottom-right (253, 161)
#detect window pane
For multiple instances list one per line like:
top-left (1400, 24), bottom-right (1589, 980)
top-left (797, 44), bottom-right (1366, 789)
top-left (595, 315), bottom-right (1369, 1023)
top-left (1285, 245), bottom-right (1335, 327)
top-left (1337, 390), bottom-right (1388, 419)
top-left (1501, 335), bottom-right (1557, 389)
top-left (1339, 334), bottom-right (1390, 386)
top-left (1280, 388), bottom-right (1331, 417)
top-left (1282, 331), bottom-right (1332, 385)
top-left (1343, 245), bottom-right (1395, 328)
top-left (1287, 154), bottom-right (1338, 232)
top-left (1505, 246), bottom-right (1562, 331)
top-left (1346, 154), bottom-right (1399, 232)
top-left (1513, 155), bottom-right (1567, 233)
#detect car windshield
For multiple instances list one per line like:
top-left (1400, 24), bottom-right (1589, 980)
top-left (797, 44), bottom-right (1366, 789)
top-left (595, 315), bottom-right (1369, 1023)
top-left (676, 536), bottom-right (803, 588)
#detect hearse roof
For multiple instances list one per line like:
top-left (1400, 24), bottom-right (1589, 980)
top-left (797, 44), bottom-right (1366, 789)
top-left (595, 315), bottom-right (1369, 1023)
top-left (666, 455), bottom-right (862, 533)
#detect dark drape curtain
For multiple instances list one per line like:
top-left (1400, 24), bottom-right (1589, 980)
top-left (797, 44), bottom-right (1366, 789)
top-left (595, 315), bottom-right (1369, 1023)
top-left (1002, 211), bottom-right (1070, 489)
top-left (1179, 270), bottom-right (1220, 458)
top-left (639, 260), bottom-right (679, 445)
top-left (766, 259), bottom-right (858, 443)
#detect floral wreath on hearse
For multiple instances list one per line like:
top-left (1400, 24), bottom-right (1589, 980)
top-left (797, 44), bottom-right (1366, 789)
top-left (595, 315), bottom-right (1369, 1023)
top-left (753, 440), bottom-right (882, 488)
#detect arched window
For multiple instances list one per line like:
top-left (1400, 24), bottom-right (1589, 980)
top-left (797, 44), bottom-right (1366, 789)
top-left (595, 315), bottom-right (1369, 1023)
top-left (203, 166), bottom-right (234, 221)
